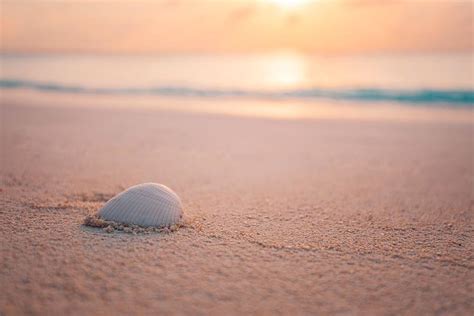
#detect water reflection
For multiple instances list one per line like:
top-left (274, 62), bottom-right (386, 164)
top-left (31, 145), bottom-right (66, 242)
top-left (262, 53), bottom-right (306, 89)
top-left (2, 53), bottom-right (472, 91)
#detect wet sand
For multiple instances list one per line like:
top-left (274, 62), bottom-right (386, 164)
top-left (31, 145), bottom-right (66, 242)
top-left (1, 98), bottom-right (473, 315)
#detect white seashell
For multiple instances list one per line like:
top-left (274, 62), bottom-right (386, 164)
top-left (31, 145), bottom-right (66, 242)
top-left (98, 183), bottom-right (183, 228)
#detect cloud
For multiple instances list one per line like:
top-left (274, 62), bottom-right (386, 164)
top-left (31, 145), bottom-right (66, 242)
top-left (342, 0), bottom-right (399, 7)
top-left (228, 5), bottom-right (256, 22)
top-left (161, 0), bottom-right (181, 8)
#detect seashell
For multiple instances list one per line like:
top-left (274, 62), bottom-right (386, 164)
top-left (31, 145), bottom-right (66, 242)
top-left (97, 183), bottom-right (183, 228)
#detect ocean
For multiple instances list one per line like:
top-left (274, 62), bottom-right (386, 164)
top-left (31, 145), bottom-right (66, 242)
top-left (1, 53), bottom-right (473, 106)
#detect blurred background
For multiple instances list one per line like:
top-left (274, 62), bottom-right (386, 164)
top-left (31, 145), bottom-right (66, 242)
top-left (1, 0), bottom-right (473, 113)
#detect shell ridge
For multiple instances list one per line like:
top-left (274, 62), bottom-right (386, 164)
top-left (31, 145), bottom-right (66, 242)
top-left (130, 189), bottom-right (179, 207)
top-left (138, 194), bottom-right (158, 226)
top-left (96, 183), bottom-right (183, 228)
top-left (160, 199), bottom-right (174, 227)
top-left (155, 199), bottom-right (168, 227)
top-left (170, 202), bottom-right (180, 225)
top-left (160, 185), bottom-right (181, 201)
top-left (152, 193), bottom-right (170, 226)
top-left (168, 202), bottom-right (178, 226)
top-left (128, 193), bottom-right (147, 226)
top-left (158, 185), bottom-right (181, 202)
top-left (143, 199), bottom-right (158, 226)
top-left (141, 196), bottom-right (157, 226)
top-left (162, 202), bottom-right (172, 227)
top-left (99, 198), bottom-right (114, 219)
top-left (150, 199), bottom-right (162, 227)
top-left (102, 197), bottom-right (122, 222)
top-left (111, 196), bottom-right (129, 224)
top-left (174, 205), bottom-right (182, 223)
top-left (122, 193), bottom-right (141, 225)
top-left (148, 183), bottom-right (180, 204)
top-left (103, 195), bottom-right (123, 218)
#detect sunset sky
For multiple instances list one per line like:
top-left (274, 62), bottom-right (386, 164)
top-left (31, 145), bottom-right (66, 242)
top-left (1, 0), bottom-right (472, 55)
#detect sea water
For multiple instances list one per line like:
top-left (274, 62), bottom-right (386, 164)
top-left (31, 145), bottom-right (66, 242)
top-left (1, 53), bottom-right (473, 106)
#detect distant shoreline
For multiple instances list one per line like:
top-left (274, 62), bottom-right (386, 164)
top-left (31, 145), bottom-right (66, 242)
top-left (2, 90), bottom-right (472, 125)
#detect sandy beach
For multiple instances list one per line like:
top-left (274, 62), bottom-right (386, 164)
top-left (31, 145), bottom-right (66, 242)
top-left (1, 96), bottom-right (473, 315)
top-left (2, 0), bottom-right (473, 314)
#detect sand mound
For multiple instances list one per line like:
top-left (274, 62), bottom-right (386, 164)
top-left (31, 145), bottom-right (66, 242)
top-left (83, 214), bottom-right (183, 234)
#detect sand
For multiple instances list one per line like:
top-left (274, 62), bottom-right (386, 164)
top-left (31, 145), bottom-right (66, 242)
top-left (1, 96), bottom-right (473, 315)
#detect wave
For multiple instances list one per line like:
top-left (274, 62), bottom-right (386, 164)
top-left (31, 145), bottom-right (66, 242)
top-left (1, 79), bottom-right (473, 105)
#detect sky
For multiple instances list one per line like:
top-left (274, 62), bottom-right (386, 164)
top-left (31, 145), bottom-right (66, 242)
top-left (1, 0), bottom-right (472, 55)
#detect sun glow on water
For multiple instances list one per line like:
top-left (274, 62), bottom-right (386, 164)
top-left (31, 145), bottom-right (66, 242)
top-left (263, 54), bottom-right (306, 88)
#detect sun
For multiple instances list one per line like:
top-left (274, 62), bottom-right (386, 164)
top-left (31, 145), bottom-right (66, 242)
top-left (268, 0), bottom-right (311, 9)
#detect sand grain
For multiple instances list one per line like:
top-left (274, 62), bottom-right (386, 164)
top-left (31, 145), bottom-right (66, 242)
top-left (1, 101), bottom-right (473, 315)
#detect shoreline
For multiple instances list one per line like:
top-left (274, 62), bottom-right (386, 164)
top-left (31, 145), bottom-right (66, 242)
top-left (2, 90), bottom-right (473, 124)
